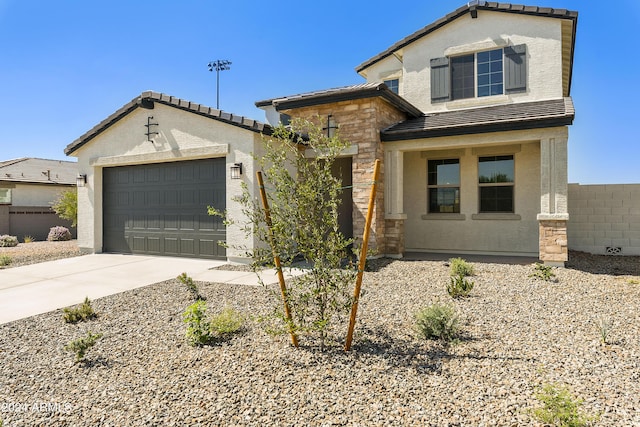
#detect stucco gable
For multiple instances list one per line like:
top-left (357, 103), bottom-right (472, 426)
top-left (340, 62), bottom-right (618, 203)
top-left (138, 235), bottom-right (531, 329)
top-left (65, 91), bottom-right (272, 156)
top-left (356, 2), bottom-right (578, 92)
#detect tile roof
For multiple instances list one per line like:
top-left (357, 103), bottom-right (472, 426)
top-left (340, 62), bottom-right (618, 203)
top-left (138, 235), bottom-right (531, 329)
top-left (65, 91), bottom-right (273, 156)
top-left (255, 82), bottom-right (423, 118)
top-left (381, 97), bottom-right (574, 141)
top-left (0, 157), bottom-right (77, 185)
top-left (355, 2), bottom-right (578, 79)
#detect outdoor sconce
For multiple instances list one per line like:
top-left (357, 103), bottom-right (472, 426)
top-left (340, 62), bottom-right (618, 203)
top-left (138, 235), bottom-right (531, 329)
top-left (76, 173), bottom-right (87, 187)
top-left (230, 163), bottom-right (243, 179)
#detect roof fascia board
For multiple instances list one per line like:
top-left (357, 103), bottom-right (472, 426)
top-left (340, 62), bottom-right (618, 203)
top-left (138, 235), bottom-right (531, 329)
top-left (65, 92), bottom-right (272, 156)
top-left (355, 3), bottom-right (578, 74)
top-left (273, 86), bottom-right (423, 118)
top-left (381, 116), bottom-right (574, 142)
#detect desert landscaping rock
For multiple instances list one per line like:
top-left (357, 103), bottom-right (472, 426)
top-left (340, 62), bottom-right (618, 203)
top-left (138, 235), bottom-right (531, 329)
top-left (1, 244), bottom-right (639, 425)
top-left (0, 240), bottom-right (83, 268)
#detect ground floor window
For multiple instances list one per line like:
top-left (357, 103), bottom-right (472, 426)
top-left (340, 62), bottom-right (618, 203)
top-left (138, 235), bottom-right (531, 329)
top-left (428, 158), bottom-right (460, 213)
top-left (478, 155), bottom-right (514, 212)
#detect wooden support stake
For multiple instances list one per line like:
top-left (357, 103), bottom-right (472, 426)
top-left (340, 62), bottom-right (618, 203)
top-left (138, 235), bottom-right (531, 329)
top-left (256, 171), bottom-right (299, 347)
top-left (345, 159), bottom-right (381, 351)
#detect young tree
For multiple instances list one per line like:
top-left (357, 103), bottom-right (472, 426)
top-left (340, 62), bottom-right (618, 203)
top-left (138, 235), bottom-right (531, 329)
top-left (212, 117), bottom-right (357, 349)
top-left (51, 189), bottom-right (78, 227)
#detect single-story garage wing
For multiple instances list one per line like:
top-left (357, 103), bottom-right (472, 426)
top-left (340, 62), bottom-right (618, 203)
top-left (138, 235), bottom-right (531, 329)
top-left (65, 91), bottom-right (272, 262)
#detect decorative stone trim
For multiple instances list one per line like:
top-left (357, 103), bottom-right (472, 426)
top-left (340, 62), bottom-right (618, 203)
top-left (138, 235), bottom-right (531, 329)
top-left (539, 219), bottom-right (568, 266)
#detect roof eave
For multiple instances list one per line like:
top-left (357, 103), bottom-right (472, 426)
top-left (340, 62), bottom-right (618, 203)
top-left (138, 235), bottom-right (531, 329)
top-left (355, 3), bottom-right (579, 75)
top-left (65, 91), bottom-right (272, 157)
top-left (381, 116), bottom-right (574, 142)
top-left (271, 84), bottom-right (423, 118)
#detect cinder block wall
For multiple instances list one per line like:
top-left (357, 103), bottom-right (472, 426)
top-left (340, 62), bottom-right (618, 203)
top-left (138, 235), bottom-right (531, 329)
top-left (568, 184), bottom-right (640, 256)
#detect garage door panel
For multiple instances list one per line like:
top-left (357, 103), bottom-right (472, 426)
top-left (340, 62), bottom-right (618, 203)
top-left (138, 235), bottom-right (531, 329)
top-left (164, 214), bottom-right (178, 230)
top-left (164, 190), bottom-right (179, 206)
top-left (199, 239), bottom-right (215, 257)
top-left (147, 237), bottom-right (161, 254)
top-left (180, 215), bottom-right (195, 230)
top-left (103, 158), bottom-right (226, 259)
top-left (181, 239), bottom-right (195, 255)
top-left (164, 238), bottom-right (179, 255)
top-left (181, 190), bottom-right (196, 204)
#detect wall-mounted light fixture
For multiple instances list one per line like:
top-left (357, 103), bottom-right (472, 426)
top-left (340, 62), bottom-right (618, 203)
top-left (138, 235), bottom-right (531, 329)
top-left (76, 173), bottom-right (87, 187)
top-left (230, 163), bottom-right (243, 179)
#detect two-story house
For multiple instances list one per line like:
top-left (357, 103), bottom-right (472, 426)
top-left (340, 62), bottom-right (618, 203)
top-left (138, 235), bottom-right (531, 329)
top-left (257, 2), bottom-right (577, 266)
top-left (66, 2), bottom-right (577, 266)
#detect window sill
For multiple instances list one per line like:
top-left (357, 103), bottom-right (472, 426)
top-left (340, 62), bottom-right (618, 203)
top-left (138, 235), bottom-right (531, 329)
top-left (445, 95), bottom-right (510, 110)
top-left (471, 213), bottom-right (521, 221)
top-left (421, 213), bottom-right (466, 221)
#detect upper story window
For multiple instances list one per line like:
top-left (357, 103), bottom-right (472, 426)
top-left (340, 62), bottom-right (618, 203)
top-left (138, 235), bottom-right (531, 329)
top-left (0, 188), bottom-right (11, 204)
top-left (477, 49), bottom-right (503, 97)
top-left (384, 78), bottom-right (399, 94)
top-left (431, 44), bottom-right (526, 103)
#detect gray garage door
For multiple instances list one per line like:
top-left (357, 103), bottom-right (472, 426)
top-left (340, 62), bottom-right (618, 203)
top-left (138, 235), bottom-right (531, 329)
top-left (103, 158), bottom-right (226, 259)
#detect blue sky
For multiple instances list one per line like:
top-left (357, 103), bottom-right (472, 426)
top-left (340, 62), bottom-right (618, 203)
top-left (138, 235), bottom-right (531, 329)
top-left (0, 1), bottom-right (638, 184)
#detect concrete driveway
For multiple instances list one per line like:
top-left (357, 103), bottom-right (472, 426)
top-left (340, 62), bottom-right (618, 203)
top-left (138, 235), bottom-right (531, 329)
top-left (0, 254), bottom-right (302, 325)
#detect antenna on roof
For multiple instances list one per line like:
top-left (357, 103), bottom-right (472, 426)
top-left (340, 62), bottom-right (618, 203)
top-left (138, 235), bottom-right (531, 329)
top-left (207, 59), bottom-right (232, 110)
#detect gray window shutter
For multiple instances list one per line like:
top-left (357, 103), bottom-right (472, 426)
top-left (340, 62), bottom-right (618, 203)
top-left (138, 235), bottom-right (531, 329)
top-left (430, 57), bottom-right (450, 102)
top-left (504, 44), bottom-right (527, 93)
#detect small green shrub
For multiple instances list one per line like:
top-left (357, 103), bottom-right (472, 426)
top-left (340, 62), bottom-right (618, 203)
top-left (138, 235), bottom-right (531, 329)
top-left (63, 297), bottom-right (96, 323)
top-left (449, 257), bottom-right (474, 277)
top-left (596, 317), bottom-right (613, 345)
top-left (209, 306), bottom-right (245, 338)
top-left (183, 300), bottom-right (212, 346)
top-left (530, 262), bottom-right (556, 281)
top-left (0, 254), bottom-right (11, 267)
top-left (177, 272), bottom-right (205, 301)
top-left (628, 278), bottom-right (640, 285)
top-left (0, 235), bottom-right (19, 247)
top-left (416, 302), bottom-right (459, 341)
top-left (532, 383), bottom-right (596, 427)
top-left (64, 331), bottom-right (103, 363)
top-left (47, 226), bottom-right (72, 242)
top-left (447, 274), bottom-right (474, 298)
top-left (183, 301), bottom-right (244, 346)
top-left (23, 235), bottom-right (35, 243)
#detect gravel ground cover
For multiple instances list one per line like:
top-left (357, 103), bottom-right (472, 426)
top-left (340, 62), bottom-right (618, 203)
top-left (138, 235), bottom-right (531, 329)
top-left (1, 247), bottom-right (639, 426)
top-left (0, 240), bottom-right (83, 269)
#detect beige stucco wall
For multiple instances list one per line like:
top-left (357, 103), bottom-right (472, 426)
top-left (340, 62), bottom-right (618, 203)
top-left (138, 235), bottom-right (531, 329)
top-left (70, 103), bottom-right (262, 262)
top-left (386, 127), bottom-right (568, 257)
top-left (9, 183), bottom-right (72, 207)
top-left (568, 184), bottom-right (640, 256)
top-left (363, 10), bottom-right (565, 113)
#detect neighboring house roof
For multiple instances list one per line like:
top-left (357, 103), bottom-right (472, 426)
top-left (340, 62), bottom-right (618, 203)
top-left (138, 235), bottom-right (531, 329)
top-left (65, 91), bottom-right (273, 156)
top-left (256, 83), bottom-right (423, 118)
top-left (0, 158), bottom-right (77, 185)
top-left (381, 97), bottom-right (574, 141)
top-left (355, 1), bottom-right (578, 94)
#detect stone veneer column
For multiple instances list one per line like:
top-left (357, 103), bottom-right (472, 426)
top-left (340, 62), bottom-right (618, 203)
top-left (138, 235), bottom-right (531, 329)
top-left (538, 136), bottom-right (569, 266)
top-left (538, 219), bottom-right (568, 265)
top-left (383, 149), bottom-right (406, 257)
top-left (282, 97), bottom-right (407, 258)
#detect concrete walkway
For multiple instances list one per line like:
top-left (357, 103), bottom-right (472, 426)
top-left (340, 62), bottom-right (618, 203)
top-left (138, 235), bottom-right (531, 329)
top-left (0, 254), bottom-right (302, 325)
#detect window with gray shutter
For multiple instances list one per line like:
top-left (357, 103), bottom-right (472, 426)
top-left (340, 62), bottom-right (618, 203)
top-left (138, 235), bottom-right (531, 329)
top-left (430, 57), bottom-right (450, 102)
top-left (504, 44), bottom-right (527, 93)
